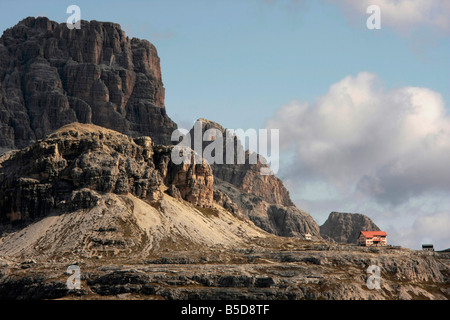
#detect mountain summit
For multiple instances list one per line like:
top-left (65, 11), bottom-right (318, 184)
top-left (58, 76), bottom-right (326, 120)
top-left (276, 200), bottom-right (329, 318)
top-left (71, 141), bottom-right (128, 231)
top-left (0, 16), bottom-right (177, 150)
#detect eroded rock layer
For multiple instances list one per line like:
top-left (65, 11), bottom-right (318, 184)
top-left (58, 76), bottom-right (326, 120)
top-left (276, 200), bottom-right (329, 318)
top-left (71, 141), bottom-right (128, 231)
top-left (188, 119), bottom-right (321, 239)
top-left (0, 123), bottom-right (212, 223)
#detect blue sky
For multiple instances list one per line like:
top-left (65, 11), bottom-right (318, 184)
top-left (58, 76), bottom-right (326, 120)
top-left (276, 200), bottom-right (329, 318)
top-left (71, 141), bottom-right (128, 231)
top-left (1, 0), bottom-right (449, 249)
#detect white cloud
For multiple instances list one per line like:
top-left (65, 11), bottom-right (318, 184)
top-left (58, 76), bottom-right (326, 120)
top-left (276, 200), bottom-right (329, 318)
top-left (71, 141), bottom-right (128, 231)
top-left (387, 210), bottom-right (450, 250)
top-left (266, 72), bottom-right (450, 204)
top-left (331, 0), bottom-right (450, 34)
top-left (414, 211), bottom-right (450, 240)
top-left (265, 72), bottom-right (450, 249)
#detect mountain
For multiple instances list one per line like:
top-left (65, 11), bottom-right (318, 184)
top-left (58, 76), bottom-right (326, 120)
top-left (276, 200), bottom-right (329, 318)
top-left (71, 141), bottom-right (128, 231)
top-left (0, 124), bottom-right (269, 260)
top-left (0, 122), bottom-right (215, 223)
top-left (0, 16), bottom-right (319, 243)
top-left (0, 17), bottom-right (177, 150)
top-left (320, 212), bottom-right (381, 244)
top-left (187, 118), bottom-right (321, 239)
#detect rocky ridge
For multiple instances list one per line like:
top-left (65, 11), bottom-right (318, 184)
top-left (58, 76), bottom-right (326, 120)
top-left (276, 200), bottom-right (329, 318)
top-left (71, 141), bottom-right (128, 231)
top-left (0, 122), bottom-right (213, 224)
top-left (0, 124), bottom-right (269, 260)
top-left (187, 119), bottom-right (320, 239)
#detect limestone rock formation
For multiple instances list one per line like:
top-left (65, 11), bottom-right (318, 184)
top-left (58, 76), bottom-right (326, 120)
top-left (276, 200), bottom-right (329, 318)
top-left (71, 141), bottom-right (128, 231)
top-left (0, 16), bottom-right (319, 240)
top-left (153, 144), bottom-right (214, 208)
top-left (0, 16), bottom-right (177, 150)
top-left (190, 118), bottom-right (293, 206)
top-left (320, 211), bottom-right (381, 244)
top-left (186, 119), bottom-right (321, 239)
top-left (0, 123), bottom-right (212, 223)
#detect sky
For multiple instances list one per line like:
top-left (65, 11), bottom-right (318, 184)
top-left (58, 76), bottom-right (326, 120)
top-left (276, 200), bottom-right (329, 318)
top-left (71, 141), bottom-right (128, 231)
top-left (0, 0), bottom-right (449, 250)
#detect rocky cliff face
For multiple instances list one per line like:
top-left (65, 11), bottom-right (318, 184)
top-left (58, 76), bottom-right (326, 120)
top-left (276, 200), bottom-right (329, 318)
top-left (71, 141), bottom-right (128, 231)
top-left (0, 17), bottom-right (177, 149)
top-left (153, 144), bottom-right (214, 208)
top-left (190, 119), bottom-right (294, 207)
top-left (0, 123), bottom-right (212, 223)
top-left (320, 212), bottom-right (381, 244)
top-left (187, 119), bottom-right (321, 239)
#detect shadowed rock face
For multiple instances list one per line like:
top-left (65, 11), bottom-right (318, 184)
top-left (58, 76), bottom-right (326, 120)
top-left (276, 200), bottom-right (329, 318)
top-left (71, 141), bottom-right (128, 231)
top-left (320, 212), bottom-right (381, 244)
top-left (188, 119), bottom-right (294, 207)
top-left (0, 123), bottom-right (212, 223)
top-left (187, 119), bottom-right (321, 239)
top-left (153, 144), bottom-right (214, 208)
top-left (0, 16), bottom-right (177, 149)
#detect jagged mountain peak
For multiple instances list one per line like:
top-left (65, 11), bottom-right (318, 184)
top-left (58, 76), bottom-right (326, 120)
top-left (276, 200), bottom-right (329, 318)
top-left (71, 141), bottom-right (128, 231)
top-left (195, 118), bottom-right (226, 133)
top-left (187, 118), bottom-right (320, 239)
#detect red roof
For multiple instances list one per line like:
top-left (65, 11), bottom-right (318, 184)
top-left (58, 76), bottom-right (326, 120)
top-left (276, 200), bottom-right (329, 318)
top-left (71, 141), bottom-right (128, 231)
top-left (360, 231), bottom-right (387, 238)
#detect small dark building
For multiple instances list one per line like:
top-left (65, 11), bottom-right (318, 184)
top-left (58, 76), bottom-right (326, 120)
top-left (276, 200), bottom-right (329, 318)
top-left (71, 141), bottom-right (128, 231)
top-left (422, 244), bottom-right (434, 251)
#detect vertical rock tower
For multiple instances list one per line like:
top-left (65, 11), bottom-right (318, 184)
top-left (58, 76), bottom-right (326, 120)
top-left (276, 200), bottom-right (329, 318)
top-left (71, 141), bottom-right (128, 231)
top-left (0, 17), bottom-right (177, 149)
